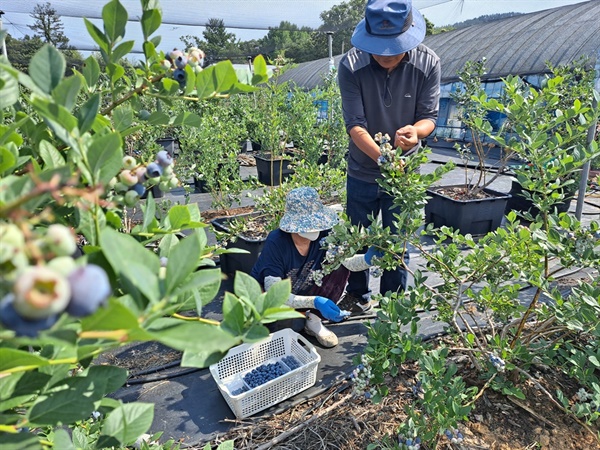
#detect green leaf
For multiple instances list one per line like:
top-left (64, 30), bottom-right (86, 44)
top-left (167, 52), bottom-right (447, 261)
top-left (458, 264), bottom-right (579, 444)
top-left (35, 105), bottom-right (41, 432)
top-left (251, 55), bottom-right (269, 85)
top-left (195, 61), bottom-right (237, 99)
top-left (142, 40), bottom-right (157, 61)
top-left (0, 349), bottom-right (48, 373)
top-left (51, 429), bottom-right (76, 450)
top-left (112, 40), bottom-right (135, 63)
top-left (29, 45), bottom-right (65, 94)
top-left (102, 0), bottom-right (128, 44)
top-left (141, 9), bottom-right (162, 40)
top-left (87, 365), bottom-right (128, 395)
top-left (75, 206), bottom-right (106, 246)
top-left (101, 402), bottom-right (154, 445)
top-left (172, 112), bottom-right (202, 127)
top-left (113, 105), bottom-right (134, 132)
top-left (222, 292), bottom-right (245, 335)
top-left (0, 432), bottom-right (42, 450)
top-left (172, 268), bottom-right (221, 306)
top-left (82, 56), bottom-right (101, 89)
top-left (28, 389), bottom-right (95, 426)
top-left (84, 19), bottom-right (110, 55)
top-left (147, 111), bottom-right (170, 125)
top-left (0, 63), bottom-right (20, 108)
top-left (38, 140), bottom-right (65, 169)
top-left (76, 93), bottom-right (101, 134)
top-left (81, 300), bottom-right (152, 341)
top-left (108, 63), bottom-right (126, 85)
top-left (31, 97), bottom-right (78, 135)
top-left (86, 132), bottom-right (123, 185)
top-left (165, 232), bottom-right (201, 294)
top-left (234, 272), bottom-right (263, 304)
top-left (0, 146), bottom-right (17, 174)
top-left (263, 279), bottom-right (291, 311)
top-left (141, 195), bottom-right (157, 231)
top-left (52, 76), bottom-right (83, 111)
top-left (148, 319), bottom-right (238, 355)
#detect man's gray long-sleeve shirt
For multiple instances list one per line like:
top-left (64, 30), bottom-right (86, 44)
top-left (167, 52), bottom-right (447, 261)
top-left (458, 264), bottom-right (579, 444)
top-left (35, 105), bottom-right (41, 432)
top-left (338, 44), bottom-right (441, 183)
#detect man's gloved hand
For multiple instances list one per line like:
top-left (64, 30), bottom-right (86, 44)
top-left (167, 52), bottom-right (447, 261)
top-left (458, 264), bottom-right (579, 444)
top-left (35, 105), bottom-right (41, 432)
top-left (314, 296), bottom-right (345, 322)
top-left (365, 246), bottom-right (385, 265)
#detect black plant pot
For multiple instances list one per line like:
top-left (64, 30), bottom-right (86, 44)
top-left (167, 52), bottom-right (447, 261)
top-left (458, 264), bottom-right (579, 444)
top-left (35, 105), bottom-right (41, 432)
top-left (211, 214), bottom-right (267, 275)
top-left (254, 153), bottom-right (294, 186)
top-left (504, 180), bottom-right (572, 216)
top-left (193, 177), bottom-right (209, 194)
top-left (140, 184), bottom-right (164, 199)
top-left (156, 137), bottom-right (180, 157)
top-left (425, 185), bottom-right (511, 236)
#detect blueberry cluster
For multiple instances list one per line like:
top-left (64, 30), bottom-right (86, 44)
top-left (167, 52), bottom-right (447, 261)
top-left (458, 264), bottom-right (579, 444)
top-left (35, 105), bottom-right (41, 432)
top-left (398, 435), bottom-right (421, 450)
top-left (243, 362), bottom-right (290, 388)
top-left (374, 131), bottom-right (406, 173)
top-left (111, 151), bottom-right (179, 205)
top-left (489, 354), bottom-right (506, 372)
top-left (281, 355), bottom-right (301, 370)
top-left (0, 223), bottom-right (111, 337)
top-left (230, 385), bottom-right (249, 396)
top-left (350, 357), bottom-right (376, 399)
top-left (162, 47), bottom-right (205, 89)
top-left (443, 428), bottom-right (464, 444)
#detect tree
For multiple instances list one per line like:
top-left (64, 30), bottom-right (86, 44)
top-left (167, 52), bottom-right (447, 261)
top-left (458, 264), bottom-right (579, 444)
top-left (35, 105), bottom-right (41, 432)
top-left (319, 0), bottom-right (366, 56)
top-left (203, 18), bottom-right (238, 63)
top-left (259, 21), bottom-right (317, 63)
top-left (28, 2), bottom-right (69, 49)
top-left (4, 34), bottom-right (45, 73)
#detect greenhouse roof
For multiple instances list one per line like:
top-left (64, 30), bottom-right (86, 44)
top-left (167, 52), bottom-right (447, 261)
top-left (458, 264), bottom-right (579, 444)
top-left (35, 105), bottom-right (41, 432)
top-left (277, 0), bottom-right (600, 89)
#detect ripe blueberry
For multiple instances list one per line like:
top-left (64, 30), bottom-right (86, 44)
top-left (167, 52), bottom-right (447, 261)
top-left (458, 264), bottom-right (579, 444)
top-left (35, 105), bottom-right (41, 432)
top-left (0, 294), bottom-right (58, 337)
top-left (146, 162), bottom-right (163, 178)
top-left (156, 150), bottom-right (173, 167)
top-left (66, 264), bottom-right (111, 317)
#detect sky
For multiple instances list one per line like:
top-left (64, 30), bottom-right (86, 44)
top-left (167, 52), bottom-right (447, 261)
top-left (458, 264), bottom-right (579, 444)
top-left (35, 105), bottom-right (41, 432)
top-left (0, 0), bottom-right (591, 59)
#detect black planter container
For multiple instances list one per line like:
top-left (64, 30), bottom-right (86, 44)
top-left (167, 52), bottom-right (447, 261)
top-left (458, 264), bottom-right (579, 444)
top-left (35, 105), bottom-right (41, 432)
top-left (504, 180), bottom-right (572, 216)
top-left (140, 184), bottom-right (164, 199)
top-left (425, 185), bottom-right (511, 236)
top-left (211, 214), bottom-right (267, 275)
top-left (193, 177), bottom-right (209, 194)
top-left (156, 137), bottom-right (180, 157)
top-left (254, 154), bottom-right (294, 186)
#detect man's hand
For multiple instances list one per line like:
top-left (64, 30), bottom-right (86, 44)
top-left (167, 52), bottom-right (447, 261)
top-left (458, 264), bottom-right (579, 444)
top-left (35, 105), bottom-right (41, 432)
top-left (394, 125), bottom-right (419, 151)
top-left (314, 296), bottom-right (345, 322)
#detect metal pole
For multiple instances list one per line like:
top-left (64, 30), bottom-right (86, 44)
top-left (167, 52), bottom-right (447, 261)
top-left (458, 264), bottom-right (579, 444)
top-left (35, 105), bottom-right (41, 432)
top-left (575, 51), bottom-right (600, 219)
top-left (326, 31), bottom-right (334, 72)
top-left (0, 11), bottom-right (8, 60)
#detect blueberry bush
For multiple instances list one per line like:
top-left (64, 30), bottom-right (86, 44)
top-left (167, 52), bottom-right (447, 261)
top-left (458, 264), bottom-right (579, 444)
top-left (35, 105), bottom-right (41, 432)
top-left (0, 1), bottom-right (302, 449)
top-left (318, 65), bottom-right (600, 448)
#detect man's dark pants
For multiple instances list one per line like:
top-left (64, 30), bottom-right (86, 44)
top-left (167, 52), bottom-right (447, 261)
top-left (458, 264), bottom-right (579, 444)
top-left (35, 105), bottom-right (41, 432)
top-left (345, 175), bottom-right (408, 299)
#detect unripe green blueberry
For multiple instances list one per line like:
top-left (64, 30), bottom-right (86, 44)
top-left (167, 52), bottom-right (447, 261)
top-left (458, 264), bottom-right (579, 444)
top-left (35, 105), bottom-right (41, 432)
top-left (160, 60), bottom-right (171, 70)
top-left (114, 182), bottom-right (129, 194)
top-left (113, 194), bottom-right (124, 205)
top-left (169, 177), bottom-right (179, 189)
top-left (119, 170), bottom-right (138, 187)
top-left (44, 224), bottom-right (77, 257)
top-left (138, 109), bottom-right (151, 120)
top-left (66, 264), bottom-right (111, 317)
top-left (0, 245), bottom-right (28, 281)
top-left (192, 65), bottom-right (203, 74)
top-left (47, 256), bottom-right (78, 277)
top-left (158, 180), bottom-right (170, 192)
top-left (12, 266), bottom-right (71, 320)
top-left (108, 177), bottom-right (118, 189)
top-left (122, 156), bottom-right (137, 170)
top-left (124, 190), bottom-right (140, 206)
top-left (161, 165), bottom-right (174, 178)
top-left (0, 223), bottom-right (25, 248)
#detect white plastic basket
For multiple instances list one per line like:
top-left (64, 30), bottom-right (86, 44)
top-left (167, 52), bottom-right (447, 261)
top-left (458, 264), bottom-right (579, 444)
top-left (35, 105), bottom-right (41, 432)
top-left (209, 328), bottom-right (321, 419)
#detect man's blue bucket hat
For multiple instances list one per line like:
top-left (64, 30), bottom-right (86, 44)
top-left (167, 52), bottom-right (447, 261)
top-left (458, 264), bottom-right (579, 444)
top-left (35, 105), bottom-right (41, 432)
top-left (351, 0), bottom-right (426, 56)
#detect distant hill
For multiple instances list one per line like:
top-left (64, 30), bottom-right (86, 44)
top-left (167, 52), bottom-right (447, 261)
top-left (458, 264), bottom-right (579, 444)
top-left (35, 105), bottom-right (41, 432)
top-left (437, 12), bottom-right (524, 31)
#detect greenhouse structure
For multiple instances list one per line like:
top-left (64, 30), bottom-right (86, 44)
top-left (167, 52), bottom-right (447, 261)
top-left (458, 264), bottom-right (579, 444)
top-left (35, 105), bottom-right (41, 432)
top-left (277, 0), bottom-right (600, 143)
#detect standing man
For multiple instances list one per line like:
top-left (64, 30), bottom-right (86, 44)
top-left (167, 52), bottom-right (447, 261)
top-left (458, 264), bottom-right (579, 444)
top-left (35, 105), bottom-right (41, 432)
top-left (338, 0), bottom-right (441, 311)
